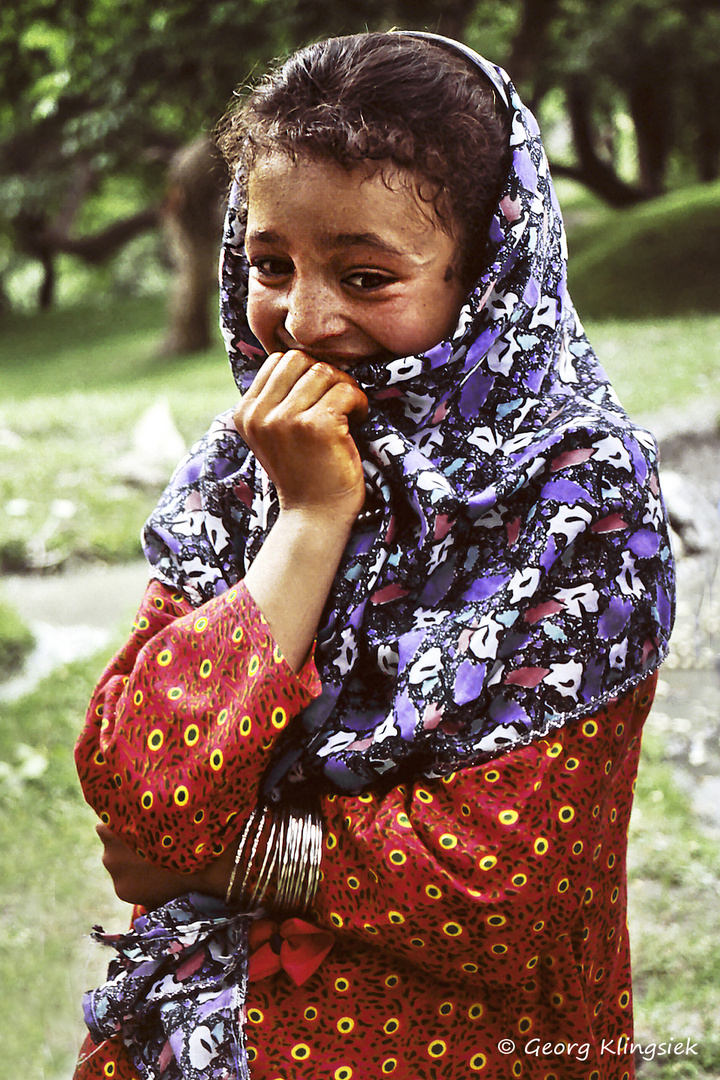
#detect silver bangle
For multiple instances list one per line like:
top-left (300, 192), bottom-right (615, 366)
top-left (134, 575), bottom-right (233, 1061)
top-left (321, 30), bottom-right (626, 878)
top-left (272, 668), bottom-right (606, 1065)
top-left (225, 802), bottom-right (323, 913)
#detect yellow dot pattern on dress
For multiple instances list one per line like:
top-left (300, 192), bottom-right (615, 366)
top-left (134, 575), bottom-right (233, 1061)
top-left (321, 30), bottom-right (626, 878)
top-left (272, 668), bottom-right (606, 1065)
top-left (334, 1068), bottom-right (353, 1080)
top-left (428, 1039), bottom-right (447, 1058)
top-left (248, 654), bottom-right (260, 676)
top-left (147, 729), bottom-right (164, 752)
top-left (498, 809), bottom-right (519, 825)
top-left (167, 686), bottom-right (183, 701)
top-left (534, 837), bottom-right (549, 855)
top-left (199, 659), bottom-right (213, 679)
top-left (248, 1008), bottom-right (264, 1023)
top-left (184, 724), bottom-right (199, 746)
top-left (381, 1059), bottom-right (398, 1074)
top-left (337, 1017), bottom-right (354, 1033)
top-left (470, 1052), bottom-right (487, 1070)
top-left (389, 911), bottom-right (405, 924)
top-left (479, 854), bottom-right (497, 870)
top-left (271, 706), bottom-right (287, 729)
top-left (240, 715), bottom-right (252, 736)
top-left (558, 805), bottom-right (575, 823)
top-left (291, 1043), bottom-right (311, 1061)
top-left (389, 849), bottom-right (407, 866)
top-left (193, 616), bottom-right (208, 632)
top-left (157, 649), bottom-right (173, 666)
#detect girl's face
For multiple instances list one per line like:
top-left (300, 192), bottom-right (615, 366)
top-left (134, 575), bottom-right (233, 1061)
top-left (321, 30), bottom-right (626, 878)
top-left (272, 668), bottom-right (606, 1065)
top-left (244, 154), bottom-right (466, 370)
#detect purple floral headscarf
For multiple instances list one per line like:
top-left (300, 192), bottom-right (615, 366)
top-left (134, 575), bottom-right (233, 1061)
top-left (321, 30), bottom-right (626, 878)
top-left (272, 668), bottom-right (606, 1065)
top-left (144, 35), bottom-right (675, 798)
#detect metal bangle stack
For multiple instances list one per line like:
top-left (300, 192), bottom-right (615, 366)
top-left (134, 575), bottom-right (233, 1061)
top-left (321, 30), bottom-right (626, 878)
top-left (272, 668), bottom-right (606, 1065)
top-left (225, 802), bottom-right (323, 913)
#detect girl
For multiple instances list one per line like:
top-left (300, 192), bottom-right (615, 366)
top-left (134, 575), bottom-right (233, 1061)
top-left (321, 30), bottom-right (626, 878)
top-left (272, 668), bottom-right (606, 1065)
top-left (74, 31), bottom-right (675, 1080)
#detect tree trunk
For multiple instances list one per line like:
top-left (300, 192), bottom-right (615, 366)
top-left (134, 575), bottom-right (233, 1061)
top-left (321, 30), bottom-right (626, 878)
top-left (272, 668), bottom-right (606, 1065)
top-left (626, 70), bottom-right (672, 196)
top-left (563, 76), bottom-right (647, 207)
top-left (508, 0), bottom-right (561, 91)
top-left (160, 137), bottom-right (228, 356)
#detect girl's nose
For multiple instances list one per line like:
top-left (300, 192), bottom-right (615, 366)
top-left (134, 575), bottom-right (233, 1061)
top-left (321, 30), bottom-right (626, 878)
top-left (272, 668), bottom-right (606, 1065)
top-left (283, 277), bottom-right (345, 348)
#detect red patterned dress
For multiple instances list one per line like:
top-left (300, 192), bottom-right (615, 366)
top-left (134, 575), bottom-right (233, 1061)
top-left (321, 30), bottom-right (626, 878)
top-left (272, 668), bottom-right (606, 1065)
top-left (74, 578), bottom-right (656, 1080)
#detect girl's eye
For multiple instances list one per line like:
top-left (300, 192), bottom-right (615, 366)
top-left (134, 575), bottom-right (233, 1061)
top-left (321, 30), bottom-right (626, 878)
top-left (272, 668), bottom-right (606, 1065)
top-left (250, 257), bottom-right (293, 279)
top-left (344, 270), bottom-right (396, 291)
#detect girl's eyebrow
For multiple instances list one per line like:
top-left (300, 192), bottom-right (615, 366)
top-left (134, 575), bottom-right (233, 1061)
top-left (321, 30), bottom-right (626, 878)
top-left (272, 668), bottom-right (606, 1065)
top-left (330, 232), bottom-right (407, 258)
top-left (246, 227), bottom-right (410, 260)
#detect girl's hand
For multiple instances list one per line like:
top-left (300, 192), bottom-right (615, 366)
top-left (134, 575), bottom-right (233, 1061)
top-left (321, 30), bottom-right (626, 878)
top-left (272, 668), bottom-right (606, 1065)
top-left (233, 350), bottom-right (369, 524)
top-left (96, 823), bottom-right (236, 908)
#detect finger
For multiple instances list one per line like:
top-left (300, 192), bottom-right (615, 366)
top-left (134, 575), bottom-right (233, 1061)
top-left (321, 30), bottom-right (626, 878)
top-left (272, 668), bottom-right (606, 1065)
top-left (273, 361), bottom-right (362, 417)
top-left (234, 351), bottom-right (320, 436)
top-left (244, 350), bottom-right (318, 406)
top-left (304, 380), bottom-right (369, 431)
top-left (319, 379), bottom-right (369, 424)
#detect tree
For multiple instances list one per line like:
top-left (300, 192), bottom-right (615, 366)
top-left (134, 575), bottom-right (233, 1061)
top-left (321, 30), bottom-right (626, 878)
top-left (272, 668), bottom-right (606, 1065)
top-left (2, 0), bottom-right (719, 339)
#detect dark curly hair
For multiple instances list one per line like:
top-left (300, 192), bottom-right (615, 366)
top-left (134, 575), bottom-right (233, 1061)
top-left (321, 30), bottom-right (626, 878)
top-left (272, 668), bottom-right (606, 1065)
top-left (217, 33), bottom-right (510, 286)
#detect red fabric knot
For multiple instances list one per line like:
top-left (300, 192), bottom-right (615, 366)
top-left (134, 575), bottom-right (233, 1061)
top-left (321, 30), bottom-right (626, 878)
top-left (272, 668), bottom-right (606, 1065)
top-left (247, 917), bottom-right (335, 986)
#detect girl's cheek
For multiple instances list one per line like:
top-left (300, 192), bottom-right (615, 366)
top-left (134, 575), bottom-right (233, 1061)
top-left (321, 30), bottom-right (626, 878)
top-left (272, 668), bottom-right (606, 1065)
top-left (246, 291), bottom-right (275, 346)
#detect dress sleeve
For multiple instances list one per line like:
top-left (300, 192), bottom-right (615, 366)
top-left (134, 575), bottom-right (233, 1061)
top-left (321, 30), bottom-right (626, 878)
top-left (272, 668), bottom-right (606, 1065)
top-left (312, 673), bottom-right (656, 988)
top-left (74, 579), bottom-right (322, 872)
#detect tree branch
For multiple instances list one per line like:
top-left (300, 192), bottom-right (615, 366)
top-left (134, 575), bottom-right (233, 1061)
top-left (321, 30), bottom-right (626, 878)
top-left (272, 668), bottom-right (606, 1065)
top-left (38, 207), bottom-right (160, 264)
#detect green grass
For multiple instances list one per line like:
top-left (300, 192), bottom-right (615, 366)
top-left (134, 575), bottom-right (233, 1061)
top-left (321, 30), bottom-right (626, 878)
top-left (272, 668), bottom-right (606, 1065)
top-left (586, 315), bottom-right (720, 419)
top-left (627, 725), bottom-right (720, 1078)
top-left (0, 592), bottom-right (35, 679)
top-left (568, 181), bottom-right (720, 320)
top-left (0, 296), bottom-right (235, 569)
top-left (0, 651), bottom-right (127, 1080)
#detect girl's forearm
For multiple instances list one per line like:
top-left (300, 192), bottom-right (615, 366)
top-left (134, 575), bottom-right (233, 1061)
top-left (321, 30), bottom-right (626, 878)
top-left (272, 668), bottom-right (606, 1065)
top-left (242, 506), bottom-right (355, 672)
